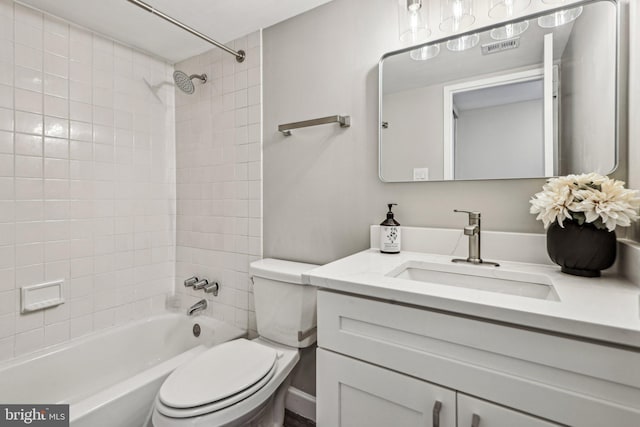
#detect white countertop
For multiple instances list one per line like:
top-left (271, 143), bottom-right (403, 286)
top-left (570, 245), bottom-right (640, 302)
top-left (306, 248), bottom-right (640, 348)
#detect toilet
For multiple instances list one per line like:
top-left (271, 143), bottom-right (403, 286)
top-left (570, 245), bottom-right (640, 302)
top-left (152, 258), bottom-right (319, 427)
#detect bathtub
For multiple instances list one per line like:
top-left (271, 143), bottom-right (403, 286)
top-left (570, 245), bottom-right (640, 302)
top-left (0, 313), bottom-right (245, 427)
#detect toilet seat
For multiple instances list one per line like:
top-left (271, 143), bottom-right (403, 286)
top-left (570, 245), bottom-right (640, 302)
top-left (153, 338), bottom-right (300, 427)
top-left (157, 339), bottom-right (278, 418)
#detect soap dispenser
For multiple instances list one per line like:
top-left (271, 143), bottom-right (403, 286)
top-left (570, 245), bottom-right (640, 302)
top-left (380, 203), bottom-right (401, 254)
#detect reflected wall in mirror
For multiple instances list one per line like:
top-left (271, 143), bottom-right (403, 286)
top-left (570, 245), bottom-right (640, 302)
top-left (379, 0), bottom-right (617, 182)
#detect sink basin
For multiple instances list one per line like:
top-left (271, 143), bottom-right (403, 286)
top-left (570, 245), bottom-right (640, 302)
top-left (389, 261), bottom-right (559, 301)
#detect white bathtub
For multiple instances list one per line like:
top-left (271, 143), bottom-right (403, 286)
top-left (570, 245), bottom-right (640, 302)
top-left (0, 313), bottom-right (245, 427)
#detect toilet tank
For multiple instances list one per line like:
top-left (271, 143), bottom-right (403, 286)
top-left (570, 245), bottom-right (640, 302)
top-left (249, 259), bottom-right (319, 348)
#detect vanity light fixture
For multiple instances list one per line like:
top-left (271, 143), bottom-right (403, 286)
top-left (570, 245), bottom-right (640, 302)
top-left (398, 0), bottom-right (431, 45)
top-left (410, 43), bottom-right (441, 60)
top-left (446, 33), bottom-right (480, 51)
top-left (488, 0), bottom-right (530, 40)
top-left (537, 7), bottom-right (583, 27)
top-left (440, 0), bottom-right (475, 33)
top-left (490, 21), bottom-right (529, 40)
top-left (538, 0), bottom-right (583, 28)
top-left (488, 0), bottom-right (530, 18)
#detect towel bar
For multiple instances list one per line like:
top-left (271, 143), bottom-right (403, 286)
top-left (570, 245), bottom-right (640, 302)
top-left (279, 115), bottom-right (351, 136)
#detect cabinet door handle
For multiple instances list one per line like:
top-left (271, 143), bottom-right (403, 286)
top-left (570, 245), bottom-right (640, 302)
top-left (471, 414), bottom-right (481, 427)
top-left (432, 400), bottom-right (442, 427)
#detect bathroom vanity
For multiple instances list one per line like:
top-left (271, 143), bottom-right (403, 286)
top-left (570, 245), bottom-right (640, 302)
top-left (307, 227), bottom-right (640, 427)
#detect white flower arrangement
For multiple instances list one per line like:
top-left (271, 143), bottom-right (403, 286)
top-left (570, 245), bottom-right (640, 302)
top-left (530, 173), bottom-right (640, 231)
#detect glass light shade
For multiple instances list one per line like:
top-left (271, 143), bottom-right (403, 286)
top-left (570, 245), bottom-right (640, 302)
top-left (398, 0), bottom-right (431, 45)
top-left (440, 0), bottom-right (475, 33)
top-left (410, 43), bottom-right (441, 60)
top-left (537, 6), bottom-right (583, 28)
top-left (488, 0), bottom-right (531, 19)
top-left (490, 20), bottom-right (529, 40)
top-left (446, 33), bottom-right (480, 51)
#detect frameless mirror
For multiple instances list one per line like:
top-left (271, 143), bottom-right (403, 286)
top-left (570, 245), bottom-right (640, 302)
top-left (379, 0), bottom-right (617, 182)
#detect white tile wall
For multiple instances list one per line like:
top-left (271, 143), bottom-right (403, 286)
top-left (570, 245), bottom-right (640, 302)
top-left (174, 31), bottom-right (262, 336)
top-left (0, 0), bottom-right (176, 360)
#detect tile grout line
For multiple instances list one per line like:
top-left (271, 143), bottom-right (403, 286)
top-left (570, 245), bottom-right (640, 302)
top-left (10, 0), bottom-right (16, 360)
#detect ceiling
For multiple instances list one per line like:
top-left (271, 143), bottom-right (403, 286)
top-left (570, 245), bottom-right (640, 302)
top-left (453, 79), bottom-right (543, 111)
top-left (17, 0), bottom-right (334, 63)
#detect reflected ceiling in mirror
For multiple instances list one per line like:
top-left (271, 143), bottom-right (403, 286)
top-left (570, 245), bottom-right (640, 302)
top-left (379, 0), bottom-right (617, 183)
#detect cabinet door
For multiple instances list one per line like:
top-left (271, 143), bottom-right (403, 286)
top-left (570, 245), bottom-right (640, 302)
top-left (457, 394), bottom-right (563, 427)
top-left (317, 348), bottom-right (456, 427)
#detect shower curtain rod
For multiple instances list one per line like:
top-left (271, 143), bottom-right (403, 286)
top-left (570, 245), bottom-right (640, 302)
top-left (126, 0), bottom-right (246, 63)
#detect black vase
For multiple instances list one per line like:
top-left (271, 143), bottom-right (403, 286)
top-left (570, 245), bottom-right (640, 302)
top-left (546, 221), bottom-right (617, 277)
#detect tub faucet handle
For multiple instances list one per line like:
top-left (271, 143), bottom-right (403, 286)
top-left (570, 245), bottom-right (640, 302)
top-left (203, 282), bottom-right (219, 296)
top-left (193, 279), bottom-right (209, 290)
top-left (184, 276), bottom-right (199, 287)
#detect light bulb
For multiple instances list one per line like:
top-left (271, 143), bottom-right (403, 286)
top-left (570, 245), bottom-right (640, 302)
top-left (452, 1), bottom-right (463, 32)
top-left (505, 0), bottom-right (514, 17)
top-left (488, 0), bottom-right (530, 19)
top-left (399, 0), bottom-right (430, 44)
top-left (440, 0), bottom-right (475, 33)
top-left (410, 10), bottom-right (419, 30)
top-left (407, 0), bottom-right (422, 12)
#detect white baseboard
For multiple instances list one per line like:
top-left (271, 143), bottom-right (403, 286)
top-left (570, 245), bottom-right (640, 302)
top-left (285, 386), bottom-right (316, 422)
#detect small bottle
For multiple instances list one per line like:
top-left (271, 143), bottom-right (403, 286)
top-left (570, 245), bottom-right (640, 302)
top-left (380, 203), bottom-right (401, 254)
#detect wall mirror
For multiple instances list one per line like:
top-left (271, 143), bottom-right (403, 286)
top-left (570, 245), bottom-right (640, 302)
top-left (379, 0), bottom-right (617, 182)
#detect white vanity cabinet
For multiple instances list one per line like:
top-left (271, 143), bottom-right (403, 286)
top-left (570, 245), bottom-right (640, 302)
top-left (456, 395), bottom-right (561, 427)
top-left (318, 348), bottom-right (456, 427)
top-left (317, 349), bottom-right (561, 427)
top-left (316, 290), bottom-right (640, 427)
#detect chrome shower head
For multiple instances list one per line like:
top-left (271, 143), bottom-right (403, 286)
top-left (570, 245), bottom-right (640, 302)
top-left (173, 70), bottom-right (207, 94)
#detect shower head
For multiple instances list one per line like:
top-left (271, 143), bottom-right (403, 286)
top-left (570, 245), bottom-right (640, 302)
top-left (173, 70), bottom-right (207, 94)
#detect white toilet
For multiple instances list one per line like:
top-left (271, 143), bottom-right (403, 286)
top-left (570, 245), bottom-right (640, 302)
top-left (152, 258), bottom-right (319, 427)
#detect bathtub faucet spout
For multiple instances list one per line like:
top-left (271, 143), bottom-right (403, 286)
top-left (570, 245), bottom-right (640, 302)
top-left (187, 299), bottom-right (207, 316)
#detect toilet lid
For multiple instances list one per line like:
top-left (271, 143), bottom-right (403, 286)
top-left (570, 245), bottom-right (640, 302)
top-left (159, 339), bottom-right (278, 410)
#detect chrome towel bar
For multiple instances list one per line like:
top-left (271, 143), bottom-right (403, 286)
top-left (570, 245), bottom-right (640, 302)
top-left (279, 115), bottom-right (351, 136)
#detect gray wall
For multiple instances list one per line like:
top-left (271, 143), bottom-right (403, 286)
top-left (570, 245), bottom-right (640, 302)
top-left (381, 66), bottom-right (545, 182)
top-left (263, 0), bottom-right (632, 266)
top-left (630, 0), bottom-right (640, 242)
top-left (560, 2), bottom-right (617, 175)
top-left (261, 0), bottom-right (636, 403)
top-left (382, 85), bottom-right (444, 181)
top-left (456, 100), bottom-right (544, 180)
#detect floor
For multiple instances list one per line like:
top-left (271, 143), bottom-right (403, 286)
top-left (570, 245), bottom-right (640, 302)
top-left (284, 410), bottom-right (316, 427)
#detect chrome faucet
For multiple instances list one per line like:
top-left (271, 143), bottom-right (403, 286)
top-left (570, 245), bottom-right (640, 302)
top-left (187, 299), bottom-right (207, 316)
top-left (193, 279), bottom-right (209, 290)
top-left (452, 210), bottom-right (499, 267)
top-left (184, 276), bottom-right (198, 287)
